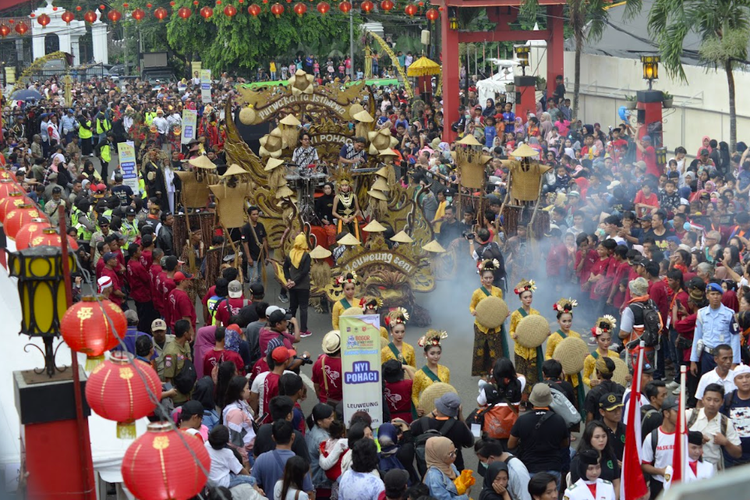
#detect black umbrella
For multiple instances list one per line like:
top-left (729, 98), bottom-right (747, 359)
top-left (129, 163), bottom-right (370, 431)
top-left (11, 88), bottom-right (43, 102)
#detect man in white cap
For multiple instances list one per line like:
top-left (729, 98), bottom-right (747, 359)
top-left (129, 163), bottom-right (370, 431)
top-left (97, 275), bottom-right (113, 299)
top-left (722, 363), bottom-right (750, 467)
top-left (311, 330), bottom-right (342, 405)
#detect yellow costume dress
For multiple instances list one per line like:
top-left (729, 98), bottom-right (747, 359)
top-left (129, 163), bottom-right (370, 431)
top-left (510, 307), bottom-right (541, 392)
top-left (545, 328), bottom-right (586, 413)
top-left (381, 341), bottom-right (417, 368)
top-left (331, 296), bottom-right (359, 330)
top-left (545, 329), bottom-right (581, 360)
top-left (469, 285), bottom-right (508, 376)
top-left (411, 364), bottom-right (450, 409)
top-left (583, 350), bottom-right (611, 387)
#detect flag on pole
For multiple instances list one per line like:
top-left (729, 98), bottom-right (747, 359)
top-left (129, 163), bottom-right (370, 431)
top-left (621, 342), bottom-right (649, 500)
top-left (666, 365), bottom-right (688, 491)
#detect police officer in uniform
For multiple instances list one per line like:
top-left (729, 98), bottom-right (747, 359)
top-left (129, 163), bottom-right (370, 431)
top-left (690, 282), bottom-right (740, 378)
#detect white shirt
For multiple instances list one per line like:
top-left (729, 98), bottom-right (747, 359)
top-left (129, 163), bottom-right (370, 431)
top-left (696, 367), bottom-right (736, 400)
top-left (563, 478), bottom-right (616, 500)
top-left (641, 427), bottom-right (676, 483)
top-left (274, 481), bottom-right (309, 500)
top-left (622, 389), bottom-right (650, 422)
top-left (250, 370), bottom-right (294, 419)
top-left (205, 444), bottom-right (243, 488)
top-left (153, 116), bottom-right (169, 134)
top-left (685, 459), bottom-right (715, 482)
top-left (686, 408), bottom-right (742, 466)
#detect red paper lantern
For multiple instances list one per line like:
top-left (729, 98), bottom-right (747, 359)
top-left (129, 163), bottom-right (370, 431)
top-left (316, 1), bottom-right (329, 14)
top-left (122, 422), bottom-right (211, 499)
top-left (86, 354), bottom-right (162, 438)
top-left (223, 4), bottom-right (237, 16)
top-left (380, 0), bottom-right (393, 11)
top-left (425, 7), bottom-right (438, 21)
top-left (13, 219), bottom-right (52, 249)
top-left (200, 6), bottom-right (214, 18)
top-left (154, 6), bottom-right (168, 20)
top-left (5, 204), bottom-right (45, 239)
top-left (84, 10), bottom-right (97, 23)
top-left (99, 4), bottom-right (106, 10)
top-left (0, 179), bottom-right (20, 198)
top-left (132, 8), bottom-right (145, 21)
top-left (123, 2), bottom-right (129, 7)
top-left (360, 0), bottom-right (373, 12)
top-left (16, 227), bottom-right (79, 251)
top-left (170, 0), bottom-right (176, 5)
top-left (14, 21), bottom-right (29, 35)
top-left (60, 297), bottom-right (125, 368)
top-left (270, 3), bottom-right (284, 16)
top-left (339, 1), bottom-right (351, 12)
top-left (177, 6), bottom-right (192, 18)
top-left (107, 9), bottom-right (122, 22)
top-left (37, 13), bottom-right (51, 27)
top-left (0, 191), bottom-right (29, 222)
top-left (0, 25), bottom-right (10, 38)
top-left (146, 2), bottom-right (152, 7)
top-left (217, 0), bottom-right (222, 4)
top-left (61, 11), bottom-right (75, 23)
top-left (29, 13), bottom-right (36, 18)
top-left (248, 4), bottom-right (261, 15)
top-left (404, 3), bottom-right (417, 16)
top-left (76, 6), bottom-right (82, 11)
top-left (293, 2), bottom-right (306, 15)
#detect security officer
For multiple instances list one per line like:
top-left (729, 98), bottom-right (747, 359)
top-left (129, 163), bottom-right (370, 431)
top-left (121, 207), bottom-right (140, 246)
top-left (71, 198), bottom-right (96, 248)
top-left (690, 282), bottom-right (740, 377)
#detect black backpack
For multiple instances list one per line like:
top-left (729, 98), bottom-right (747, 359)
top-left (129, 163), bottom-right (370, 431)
top-left (173, 357), bottom-right (197, 395)
top-left (628, 299), bottom-right (662, 348)
top-left (414, 417), bottom-right (456, 476)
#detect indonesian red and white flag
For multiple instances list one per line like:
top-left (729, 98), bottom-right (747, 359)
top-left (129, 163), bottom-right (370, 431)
top-left (665, 367), bottom-right (688, 491)
top-left (620, 343), bottom-right (649, 500)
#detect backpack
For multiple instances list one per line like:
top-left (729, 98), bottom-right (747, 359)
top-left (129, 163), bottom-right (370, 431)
top-left (627, 300), bottom-right (662, 348)
top-left (173, 357), bottom-right (197, 395)
top-left (546, 384), bottom-right (581, 428)
top-left (687, 408), bottom-right (728, 436)
top-left (414, 417), bottom-right (456, 474)
top-left (482, 403), bottom-right (519, 439)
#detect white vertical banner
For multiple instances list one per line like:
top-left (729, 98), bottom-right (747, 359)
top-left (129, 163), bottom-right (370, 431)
top-left (200, 69), bottom-right (212, 103)
top-left (117, 141), bottom-right (139, 193)
top-left (339, 314), bottom-right (384, 428)
top-left (181, 109), bottom-right (197, 145)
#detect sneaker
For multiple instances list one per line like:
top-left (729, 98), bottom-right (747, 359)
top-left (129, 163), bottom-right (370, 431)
top-left (666, 381), bottom-right (679, 390)
top-left (672, 387), bottom-right (681, 395)
top-left (300, 330), bottom-right (312, 338)
top-left (278, 293), bottom-right (289, 303)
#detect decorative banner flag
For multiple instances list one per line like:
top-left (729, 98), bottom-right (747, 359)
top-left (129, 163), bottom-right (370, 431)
top-left (339, 314), bottom-right (384, 428)
top-left (117, 141), bottom-right (139, 194)
top-left (621, 342), bottom-right (649, 500)
top-left (181, 109), bottom-right (197, 145)
top-left (200, 69), bottom-right (212, 104)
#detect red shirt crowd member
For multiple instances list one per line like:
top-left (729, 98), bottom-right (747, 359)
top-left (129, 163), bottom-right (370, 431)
top-left (202, 325), bottom-right (245, 377)
top-left (126, 243), bottom-right (151, 305)
top-left (157, 255), bottom-right (179, 325)
top-left (214, 280), bottom-right (252, 327)
top-left (139, 233), bottom-right (155, 270)
top-left (312, 330), bottom-right (343, 405)
top-left (202, 267), bottom-right (240, 324)
top-left (383, 359), bottom-right (414, 423)
top-left (251, 345), bottom-right (295, 424)
top-left (149, 248), bottom-right (165, 315)
top-left (168, 272), bottom-right (196, 333)
top-left (100, 252), bottom-right (125, 306)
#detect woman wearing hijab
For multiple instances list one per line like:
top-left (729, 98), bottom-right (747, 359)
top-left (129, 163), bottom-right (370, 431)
top-left (193, 376), bottom-right (220, 431)
top-left (478, 462), bottom-right (512, 500)
top-left (284, 233), bottom-right (312, 337)
top-left (483, 99), bottom-right (496, 119)
top-left (378, 423), bottom-right (406, 474)
top-left (224, 326), bottom-right (246, 376)
top-left (423, 436), bottom-right (470, 500)
top-left (194, 325), bottom-right (217, 379)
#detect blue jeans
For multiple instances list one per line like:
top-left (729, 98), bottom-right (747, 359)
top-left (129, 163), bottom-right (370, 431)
top-left (229, 474), bottom-right (256, 488)
top-left (247, 260), bottom-right (262, 284)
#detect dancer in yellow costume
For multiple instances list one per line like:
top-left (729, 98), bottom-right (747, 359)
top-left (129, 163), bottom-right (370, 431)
top-left (331, 272), bottom-right (360, 330)
top-left (469, 259), bottom-right (508, 376)
top-left (381, 307), bottom-right (416, 372)
top-left (412, 329), bottom-right (450, 417)
top-left (583, 316), bottom-right (616, 387)
top-left (509, 279), bottom-right (540, 393)
top-left (546, 298), bottom-right (581, 359)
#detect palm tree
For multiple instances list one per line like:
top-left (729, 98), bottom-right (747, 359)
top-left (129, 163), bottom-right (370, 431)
top-left (648, 0), bottom-right (750, 150)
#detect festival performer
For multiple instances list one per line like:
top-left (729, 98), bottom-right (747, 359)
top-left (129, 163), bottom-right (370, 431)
top-left (360, 296), bottom-right (389, 342)
top-left (545, 298), bottom-right (581, 360)
top-left (469, 259), bottom-right (509, 376)
top-left (582, 316), bottom-right (616, 387)
top-left (381, 307), bottom-right (417, 372)
top-left (331, 272), bottom-right (360, 330)
top-left (563, 449), bottom-right (616, 500)
top-left (412, 329), bottom-right (450, 416)
top-left (332, 171), bottom-right (361, 240)
top-left (509, 279), bottom-right (541, 391)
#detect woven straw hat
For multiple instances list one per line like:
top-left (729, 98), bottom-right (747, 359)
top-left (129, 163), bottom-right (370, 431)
top-left (309, 245), bottom-right (332, 259)
top-left (515, 314), bottom-right (550, 349)
top-left (368, 189), bottom-right (388, 201)
top-left (222, 164), bottom-right (247, 178)
top-left (279, 114), bottom-right (301, 126)
top-left (362, 220), bottom-right (387, 232)
top-left (188, 155), bottom-right (216, 170)
top-left (338, 233), bottom-right (361, 246)
top-left (611, 356), bottom-right (628, 386)
top-left (352, 110), bottom-right (375, 123)
top-left (553, 337), bottom-right (589, 375)
top-left (375, 166), bottom-right (390, 179)
top-left (390, 230), bottom-right (413, 243)
top-left (418, 382), bottom-right (457, 415)
top-left (341, 306), bottom-right (364, 316)
top-left (457, 135), bottom-right (481, 147)
top-left (475, 296), bottom-right (509, 330)
top-left (275, 186), bottom-right (295, 199)
top-left (372, 177), bottom-right (389, 191)
top-left (264, 158), bottom-right (285, 172)
top-left (422, 240), bottom-right (446, 253)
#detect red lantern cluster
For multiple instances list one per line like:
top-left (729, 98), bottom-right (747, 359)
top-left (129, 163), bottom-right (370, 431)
top-left (425, 7), bottom-right (438, 21)
top-left (16, 227), bottom-right (79, 251)
top-left (270, 3), bottom-right (284, 16)
top-left (60, 297), bottom-right (126, 369)
top-left (294, 2), bottom-right (307, 15)
top-left (61, 10), bottom-right (75, 23)
top-left (107, 9), bottom-right (122, 22)
top-left (177, 6), bottom-right (192, 18)
top-left (122, 422), bottom-right (211, 500)
top-left (13, 219), bottom-right (52, 250)
top-left (86, 354), bottom-right (162, 438)
top-left (0, 24), bottom-right (10, 38)
top-left (317, 1), bottom-right (330, 14)
top-left (0, 191), bottom-right (30, 222)
top-left (224, 4), bottom-right (238, 16)
top-left (5, 204), bottom-right (45, 239)
top-left (339, 0), bottom-right (352, 12)
top-left (37, 13), bottom-right (51, 27)
top-left (248, 4), bottom-right (261, 15)
top-left (154, 6), bottom-right (168, 20)
top-left (15, 21), bottom-right (29, 35)
top-left (200, 6), bottom-right (214, 18)
top-left (404, 3), bottom-right (417, 16)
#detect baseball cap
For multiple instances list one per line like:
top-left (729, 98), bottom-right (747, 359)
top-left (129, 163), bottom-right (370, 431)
top-left (384, 469), bottom-right (409, 495)
top-left (102, 252), bottom-right (116, 262)
top-left (661, 396), bottom-right (679, 411)
top-left (250, 282), bottom-right (265, 298)
top-left (151, 318), bottom-right (167, 332)
top-left (266, 305), bottom-right (284, 317)
top-left (126, 207), bottom-right (136, 216)
top-left (180, 400), bottom-right (204, 420)
top-left (98, 217), bottom-right (110, 226)
top-left (271, 346), bottom-right (296, 364)
top-left (599, 392), bottom-right (624, 411)
top-left (228, 280), bottom-right (243, 299)
top-left (642, 361), bottom-right (655, 374)
top-left (173, 271), bottom-right (193, 282)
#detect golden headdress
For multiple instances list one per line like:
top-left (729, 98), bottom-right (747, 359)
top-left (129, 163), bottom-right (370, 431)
top-left (418, 329), bottom-right (448, 348)
top-left (594, 315), bottom-right (617, 337)
top-left (480, 259), bottom-right (501, 273)
top-left (359, 296), bottom-right (384, 310)
top-left (514, 279), bottom-right (536, 295)
top-left (332, 167), bottom-right (354, 188)
top-left (553, 298), bottom-right (578, 314)
top-left (385, 307), bottom-right (410, 328)
top-left (335, 271), bottom-right (359, 287)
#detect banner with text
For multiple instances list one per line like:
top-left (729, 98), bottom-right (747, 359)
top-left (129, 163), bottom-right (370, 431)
top-left (117, 141), bottom-right (139, 193)
top-left (340, 314), bottom-right (383, 428)
top-left (201, 69), bottom-right (212, 104)
top-left (181, 109), bottom-right (197, 145)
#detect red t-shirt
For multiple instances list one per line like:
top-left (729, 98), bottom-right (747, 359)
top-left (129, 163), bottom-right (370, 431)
top-left (140, 250), bottom-right (152, 270)
top-left (385, 379), bottom-right (414, 423)
top-left (215, 297), bottom-right (251, 327)
top-left (547, 242), bottom-right (569, 278)
top-left (95, 257), bottom-right (106, 278)
top-left (149, 264), bottom-right (164, 313)
top-left (589, 256), bottom-right (612, 300)
top-left (634, 191), bottom-right (659, 218)
top-left (127, 259), bottom-right (152, 303)
top-left (643, 145), bottom-right (659, 177)
top-left (100, 266), bottom-right (122, 306)
top-left (157, 272), bottom-right (176, 321)
top-left (202, 348), bottom-right (245, 377)
top-left (576, 248), bottom-right (598, 287)
top-left (312, 354), bottom-right (342, 403)
top-left (168, 288), bottom-right (196, 331)
top-left (260, 372), bottom-right (281, 424)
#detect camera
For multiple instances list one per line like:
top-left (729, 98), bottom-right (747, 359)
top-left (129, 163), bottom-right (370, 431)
top-left (298, 355), bottom-right (313, 366)
top-left (463, 231), bottom-right (476, 240)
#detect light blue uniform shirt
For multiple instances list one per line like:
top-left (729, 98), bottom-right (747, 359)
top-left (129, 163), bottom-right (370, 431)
top-left (690, 304), bottom-right (740, 363)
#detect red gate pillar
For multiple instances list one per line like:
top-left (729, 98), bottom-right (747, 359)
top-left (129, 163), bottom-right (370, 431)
top-left (441, 10), bottom-right (460, 143)
top-left (546, 4), bottom-right (565, 99)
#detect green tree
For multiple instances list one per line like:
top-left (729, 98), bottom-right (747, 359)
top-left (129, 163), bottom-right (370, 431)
top-left (648, 0), bottom-right (750, 150)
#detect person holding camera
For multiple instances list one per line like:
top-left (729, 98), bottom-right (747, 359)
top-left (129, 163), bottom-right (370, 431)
top-left (259, 308), bottom-right (301, 358)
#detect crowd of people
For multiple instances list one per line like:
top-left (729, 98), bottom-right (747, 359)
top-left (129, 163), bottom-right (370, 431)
top-left (3, 67), bottom-right (750, 500)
